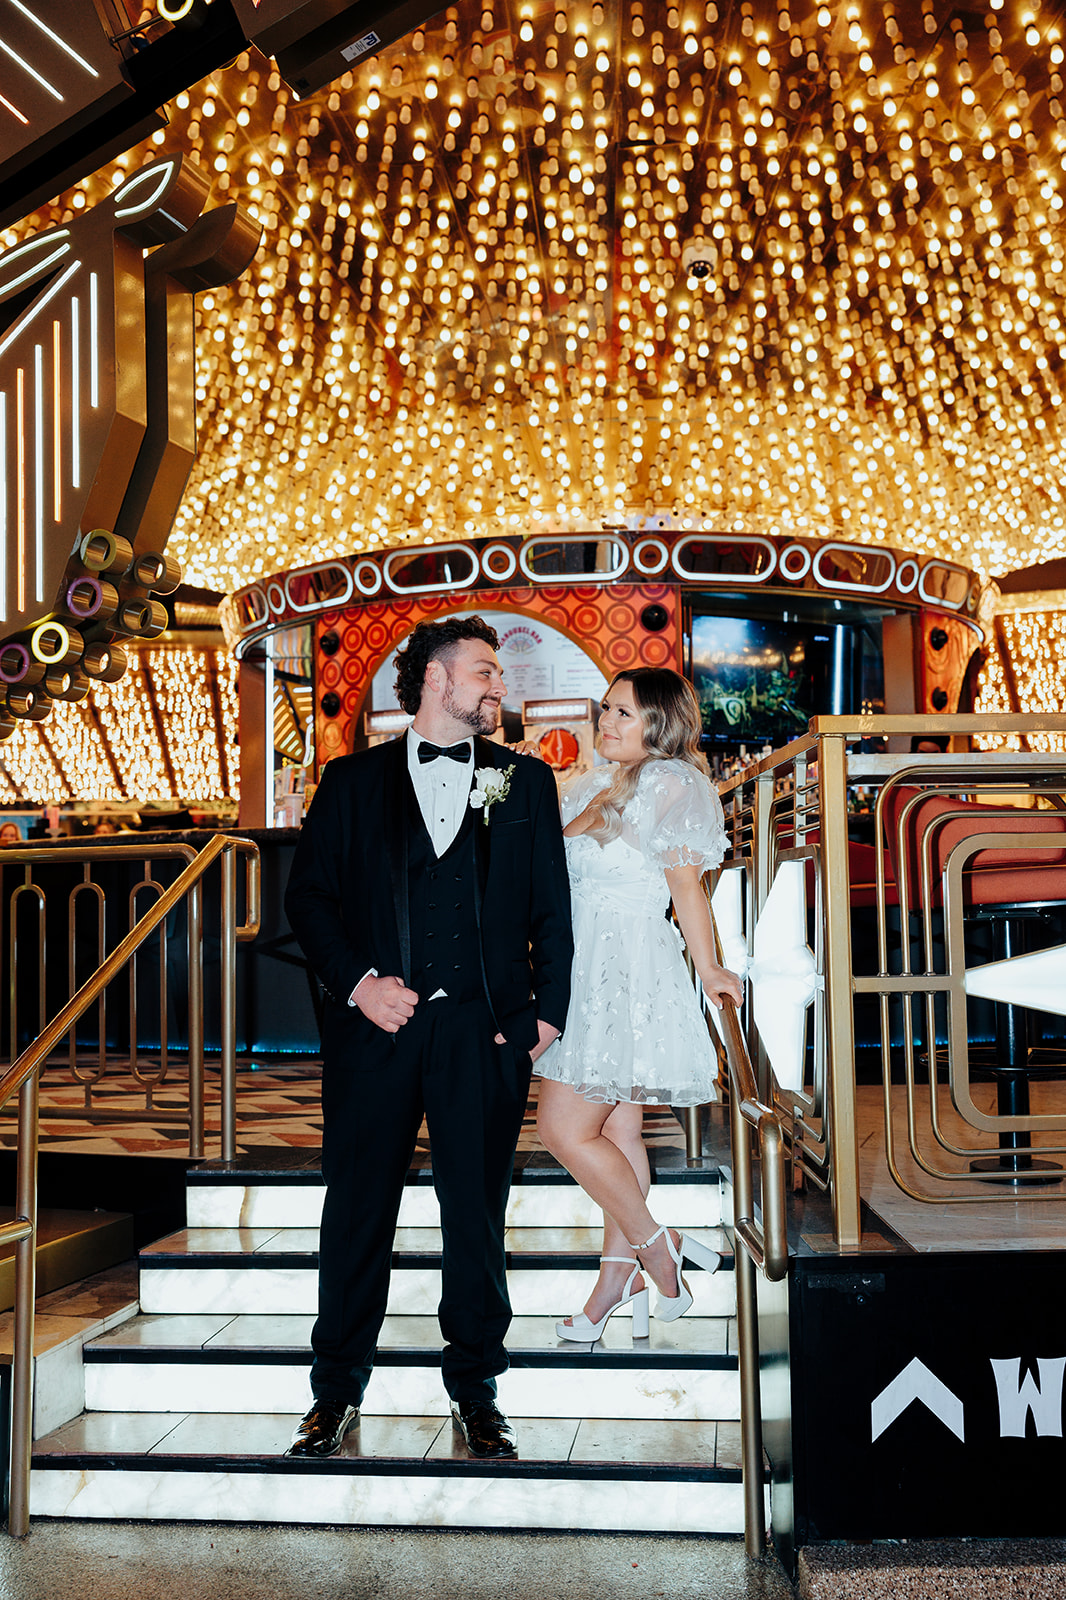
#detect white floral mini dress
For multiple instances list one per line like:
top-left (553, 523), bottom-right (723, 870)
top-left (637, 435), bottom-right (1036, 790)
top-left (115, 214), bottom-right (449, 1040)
top-left (536, 758), bottom-right (728, 1106)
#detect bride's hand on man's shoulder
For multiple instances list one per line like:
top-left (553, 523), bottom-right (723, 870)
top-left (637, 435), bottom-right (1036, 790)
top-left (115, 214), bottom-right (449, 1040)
top-left (507, 739), bottom-right (544, 758)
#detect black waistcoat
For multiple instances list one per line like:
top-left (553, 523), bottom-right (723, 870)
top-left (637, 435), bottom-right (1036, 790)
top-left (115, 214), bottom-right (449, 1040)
top-left (406, 778), bottom-right (484, 1004)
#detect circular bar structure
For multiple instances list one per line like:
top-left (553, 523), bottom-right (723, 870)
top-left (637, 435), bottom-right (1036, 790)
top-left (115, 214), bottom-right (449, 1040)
top-left (224, 529), bottom-right (982, 773)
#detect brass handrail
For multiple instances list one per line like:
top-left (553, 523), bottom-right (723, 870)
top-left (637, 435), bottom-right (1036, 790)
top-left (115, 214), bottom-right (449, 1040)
top-left (0, 834), bottom-right (260, 1539)
top-left (721, 993), bottom-right (788, 1559)
top-left (708, 901), bottom-right (788, 1560)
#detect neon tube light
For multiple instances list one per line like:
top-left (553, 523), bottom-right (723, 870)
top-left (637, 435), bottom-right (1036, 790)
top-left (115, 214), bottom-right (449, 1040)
top-left (0, 232), bottom-right (71, 300)
top-left (0, 255), bottom-right (78, 361)
top-left (0, 90), bottom-right (28, 125)
top-left (89, 270), bottom-right (99, 408)
top-left (34, 342), bottom-right (43, 601)
top-left (0, 390), bottom-right (7, 622)
top-left (52, 318), bottom-right (61, 524)
top-left (0, 35), bottom-right (63, 101)
top-left (15, 366), bottom-right (25, 613)
top-left (8, 0), bottom-right (100, 76)
top-left (70, 296), bottom-right (80, 488)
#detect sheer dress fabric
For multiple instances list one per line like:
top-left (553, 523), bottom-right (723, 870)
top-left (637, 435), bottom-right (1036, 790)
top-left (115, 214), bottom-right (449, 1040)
top-left (536, 758), bottom-right (728, 1106)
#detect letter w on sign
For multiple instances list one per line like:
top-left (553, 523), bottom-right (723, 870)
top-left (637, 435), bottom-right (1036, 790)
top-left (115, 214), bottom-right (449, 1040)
top-left (990, 1357), bottom-right (1066, 1439)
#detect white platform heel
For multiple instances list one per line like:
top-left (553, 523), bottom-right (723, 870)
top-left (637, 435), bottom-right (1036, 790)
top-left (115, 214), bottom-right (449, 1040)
top-left (631, 1225), bottom-right (722, 1321)
top-left (555, 1256), bottom-right (651, 1342)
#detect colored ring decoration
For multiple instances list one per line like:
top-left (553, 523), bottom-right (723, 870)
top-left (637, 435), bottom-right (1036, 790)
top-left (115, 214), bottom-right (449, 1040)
top-left (117, 598), bottom-right (153, 634)
top-left (44, 666), bottom-right (90, 702)
top-left (632, 537), bottom-right (669, 575)
top-left (6, 685), bottom-right (50, 721)
top-left (779, 544), bottom-right (812, 580)
top-left (0, 643), bottom-right (31, 683)
top-left (266, 581), bottom-right (287, 614)
top-left (83, 642), bottom-right (128, 682)
top-left (80, 528), bottom-right (133, 575)
top-left (481, 543), bottom-right (518, 582)
top-left (66, 576), bottom-right (103, 617)
top-left (895, 559), bottom-right (919, 595)
top-left (31, 622), bottom-right (83, 666)
top-left (132, 551), bottom-right (181, 593)
top-left (353, 559), bottom-right (383, 596)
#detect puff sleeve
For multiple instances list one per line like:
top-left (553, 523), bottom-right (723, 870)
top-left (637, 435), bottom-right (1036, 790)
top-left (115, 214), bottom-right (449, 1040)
top-left (631, 759), bottom-right (728, 872)
top-left (559, 765), bottom-right (612, 827)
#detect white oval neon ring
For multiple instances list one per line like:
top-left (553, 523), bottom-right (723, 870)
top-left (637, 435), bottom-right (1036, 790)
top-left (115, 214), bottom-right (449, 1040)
top-left (481, 542), bottom-right (518, 582)
top-left (779, 544), bottom-right (812, 580)
top-left (812, 542), bottom-right (896, 594)
top-left (633, 537), bottom-right (669, 575)
top-left (286, 562), bottom-right (354, 613)
top-left (671, 535), bottom-right (777, 583)
top-left (895, 558), bottom-right (919, 595)
top-left (353, 559), bottom-right (383, 596)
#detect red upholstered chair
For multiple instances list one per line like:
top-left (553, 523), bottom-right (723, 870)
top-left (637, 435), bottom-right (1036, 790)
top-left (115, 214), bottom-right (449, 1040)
top-left (883, 784), bottom-right (1066, 1181)
top-left (798, 832), bottom-right (898, 908)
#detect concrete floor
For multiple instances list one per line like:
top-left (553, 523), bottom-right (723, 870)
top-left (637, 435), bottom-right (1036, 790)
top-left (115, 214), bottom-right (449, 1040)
top-left (0, 1524), bottom-right (794, 1600)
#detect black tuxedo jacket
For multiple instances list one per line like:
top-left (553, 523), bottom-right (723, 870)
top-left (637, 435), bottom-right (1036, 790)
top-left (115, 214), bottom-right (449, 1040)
top-left (285, 734), bottom-right (573, 1051)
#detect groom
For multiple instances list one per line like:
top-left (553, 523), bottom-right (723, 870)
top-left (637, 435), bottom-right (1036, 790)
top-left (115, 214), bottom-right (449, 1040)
top-left (284, 615), bottom-right (573, 1459)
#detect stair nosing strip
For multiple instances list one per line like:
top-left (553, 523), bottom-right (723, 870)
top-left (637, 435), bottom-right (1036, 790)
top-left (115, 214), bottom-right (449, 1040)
top-left (138, 1252), bottom-right (735, 1272)
top-left (30, 1453), bottom-right (745, 1483)
top-left (82, 1346), bottom-right (737, 1370)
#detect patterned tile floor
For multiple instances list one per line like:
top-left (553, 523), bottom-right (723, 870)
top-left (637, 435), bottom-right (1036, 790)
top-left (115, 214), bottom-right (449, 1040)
top-left (0, 1060), bottom-right (691, 1161)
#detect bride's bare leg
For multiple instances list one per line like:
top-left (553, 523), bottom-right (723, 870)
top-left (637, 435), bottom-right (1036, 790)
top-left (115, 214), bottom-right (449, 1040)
top-left (581, 1101), bottom-right (651, 1322)
top-left (537, 1082), bottom-right (681, 1309)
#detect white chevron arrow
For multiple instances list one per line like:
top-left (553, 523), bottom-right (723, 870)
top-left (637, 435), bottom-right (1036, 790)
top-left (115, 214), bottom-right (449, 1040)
top-left (871, 1357), bottom-right (965, 1442)
top-left (963, 942), bottom-right (1066, 1017)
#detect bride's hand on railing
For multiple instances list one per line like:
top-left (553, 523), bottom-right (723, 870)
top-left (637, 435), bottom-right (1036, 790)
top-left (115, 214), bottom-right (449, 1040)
top-left (702, 964), bottom-right (744, 1010)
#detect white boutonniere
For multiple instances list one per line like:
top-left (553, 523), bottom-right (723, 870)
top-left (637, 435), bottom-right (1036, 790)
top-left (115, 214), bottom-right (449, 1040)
top-left (469, 764), bottom-right (515, 826)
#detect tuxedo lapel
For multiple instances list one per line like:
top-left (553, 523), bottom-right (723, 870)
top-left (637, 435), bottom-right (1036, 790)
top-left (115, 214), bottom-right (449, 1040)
top-left (470, 736), bottom-right (503, 1028)
top-left (383, 734), bottom-right (412, 988)
top-left (470, 736), bottom-right (503, 909)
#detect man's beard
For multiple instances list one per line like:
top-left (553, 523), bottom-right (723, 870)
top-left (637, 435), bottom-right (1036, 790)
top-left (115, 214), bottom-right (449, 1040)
top-left (442, 682), bottom-right (499, 734)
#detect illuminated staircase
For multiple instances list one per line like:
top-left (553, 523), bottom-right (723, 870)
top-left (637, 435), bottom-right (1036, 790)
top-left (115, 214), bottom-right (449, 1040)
top-left (29, 1146), bottom-right (750, 1532)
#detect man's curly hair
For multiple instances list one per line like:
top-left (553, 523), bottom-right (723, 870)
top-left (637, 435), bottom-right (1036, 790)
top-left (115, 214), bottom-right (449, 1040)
top-left (394, 615), bottom-right (500, 715)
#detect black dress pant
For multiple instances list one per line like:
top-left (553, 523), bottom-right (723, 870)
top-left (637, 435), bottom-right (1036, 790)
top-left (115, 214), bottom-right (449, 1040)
top-left (311, 994), bottom-right (532, 1406)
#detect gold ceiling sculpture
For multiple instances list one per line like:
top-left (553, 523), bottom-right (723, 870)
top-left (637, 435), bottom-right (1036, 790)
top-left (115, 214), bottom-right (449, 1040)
top-left (0, 154), bottom-right (260, 737)
top-left (5, 0), bottom-right (1066, 597)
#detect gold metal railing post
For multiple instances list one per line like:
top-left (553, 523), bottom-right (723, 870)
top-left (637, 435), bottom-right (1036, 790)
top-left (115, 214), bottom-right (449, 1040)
top-left (729, 1037), bottom-right (765, 1557)
top-left (220, 843), bottom-right (237, 1162)
top-left (816, 730), bottom-right (862, 1252)
top-left (0, 835), bottom-right (261, 1537)
top-left (8, 1073), bottom-right (39, 1538)
top-left (188, 876), bottom-right (205, 1160)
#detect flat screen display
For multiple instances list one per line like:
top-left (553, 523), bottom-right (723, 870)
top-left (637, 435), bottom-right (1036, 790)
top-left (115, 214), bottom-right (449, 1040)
top-left (690, 615), bottom-right (827, 749)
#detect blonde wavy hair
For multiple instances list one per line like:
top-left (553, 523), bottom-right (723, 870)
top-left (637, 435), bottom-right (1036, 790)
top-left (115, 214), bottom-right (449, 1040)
top-left (584, 668), bottom-right (709, 845)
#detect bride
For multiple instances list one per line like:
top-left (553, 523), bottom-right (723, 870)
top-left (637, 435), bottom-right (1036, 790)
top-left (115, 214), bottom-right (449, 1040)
top-left (536, 666), bottom-right (743, 1340)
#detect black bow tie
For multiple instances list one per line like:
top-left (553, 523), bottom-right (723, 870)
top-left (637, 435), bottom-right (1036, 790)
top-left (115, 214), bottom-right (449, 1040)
top-left (417, 740), bottom-right (472, 765)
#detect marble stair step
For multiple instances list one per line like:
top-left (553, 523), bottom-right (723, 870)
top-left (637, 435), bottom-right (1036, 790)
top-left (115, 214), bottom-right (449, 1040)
top-left (185, 1148), bottom-right (724, 1231)
top-left (137, 1225), bottom-right (736, 1317)
top-left (81, 1312), bottom-right (740, 1421)
top-left (186, 1176), bottom-right (724, 1231)
top-left (30, 1412), bottom-right (754, 1533)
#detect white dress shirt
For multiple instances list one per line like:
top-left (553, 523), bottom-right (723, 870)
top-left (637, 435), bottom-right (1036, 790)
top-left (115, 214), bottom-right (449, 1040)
top-left (349, 730), bottom-right (473, 1006)
top-left (406, 729), bottom-right (474, 856)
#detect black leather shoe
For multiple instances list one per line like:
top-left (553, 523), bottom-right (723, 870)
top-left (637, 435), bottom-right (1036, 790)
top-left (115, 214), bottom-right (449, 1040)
top-left (285, 1399), bottom-right (360, 1458)
top-left (450, 1399), bottom-right (518, 1458)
